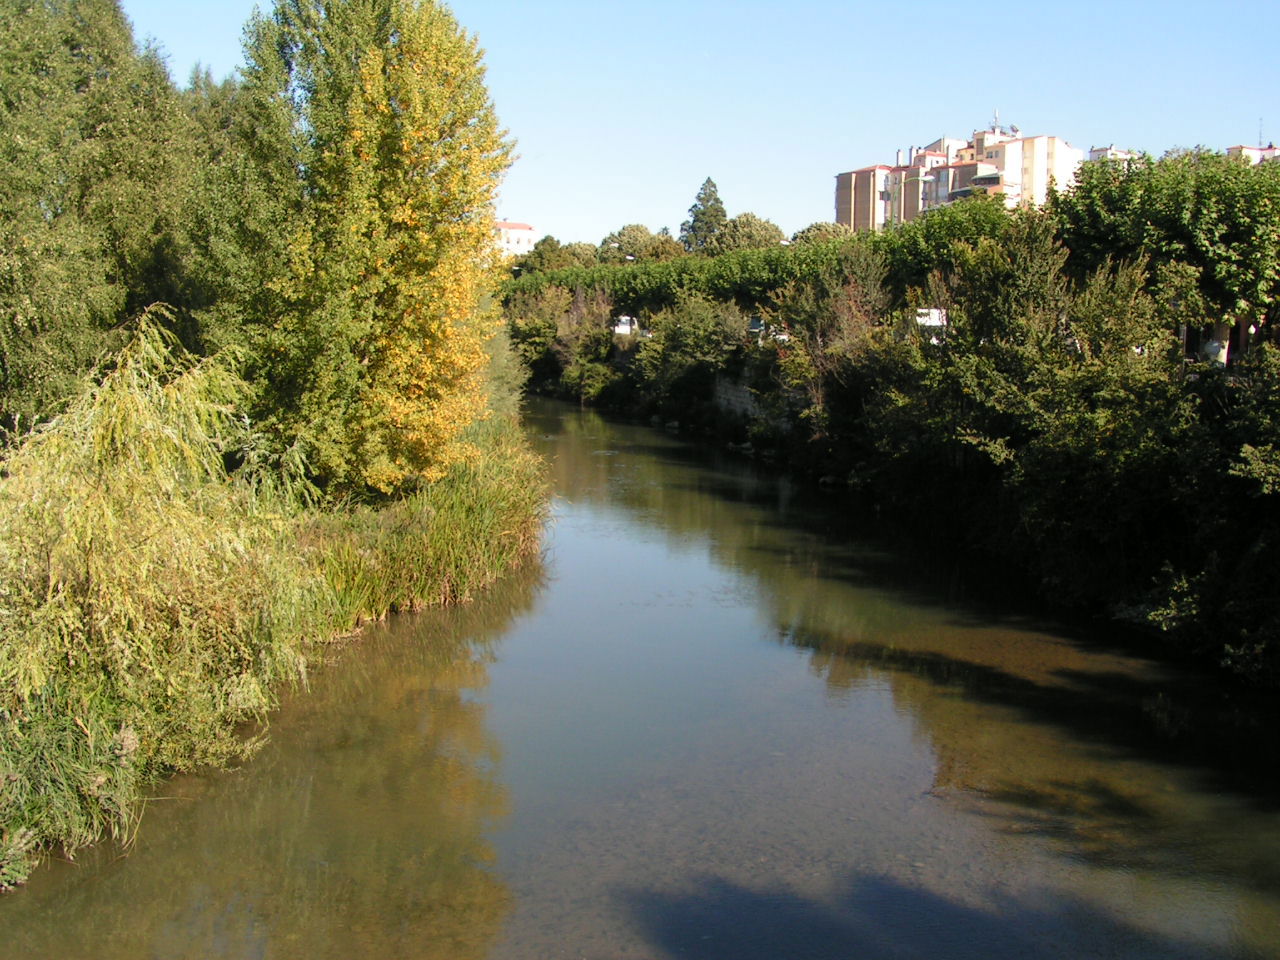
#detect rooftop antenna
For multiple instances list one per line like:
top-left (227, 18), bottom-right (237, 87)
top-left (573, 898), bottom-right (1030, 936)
top-left (992, 107), bottom-right (1000, 131)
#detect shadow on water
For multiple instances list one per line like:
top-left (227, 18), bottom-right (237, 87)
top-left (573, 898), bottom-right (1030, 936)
top-left (621, 872), bottom-right (1244, 960)
top-left (548, 410), bottom-right (1148, 645)
top-left (790, 629), bottom-right (1280, 805)
top-left (782, 629), bottom-right (1280, 904)
top-left (526, 399), bottom-right (1280, 926)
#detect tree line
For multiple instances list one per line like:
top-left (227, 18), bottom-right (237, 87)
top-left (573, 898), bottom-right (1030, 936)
top-left (503, 152), bottom-right (1280, 683)
top-left (2, 0), bottom-right (519, 497)
top-left (511, 177), bottom-right (799, 275)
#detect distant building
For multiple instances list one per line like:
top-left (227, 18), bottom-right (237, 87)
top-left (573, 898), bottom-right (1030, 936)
top-left (1089, 144), bottom-right (1139, 162)
top-left (835, 121), bottom-right (1084, 231)
top-left (834, 165), bottom-right (892, 232)
top-left (1226, 143), bottom-right (1280, 165)
top-left (494, 221), bottom-right (536, 257)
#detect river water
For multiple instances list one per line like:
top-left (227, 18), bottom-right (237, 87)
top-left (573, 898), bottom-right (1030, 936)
top-left (3, 399), bottom-right (1279, 958)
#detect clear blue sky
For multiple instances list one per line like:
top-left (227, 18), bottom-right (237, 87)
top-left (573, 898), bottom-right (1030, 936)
top-left (121, 0), bottom-right (1279, 245)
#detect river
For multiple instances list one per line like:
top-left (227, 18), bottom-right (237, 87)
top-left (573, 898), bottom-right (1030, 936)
top-left (2, 398), bottom-right (1279, 958)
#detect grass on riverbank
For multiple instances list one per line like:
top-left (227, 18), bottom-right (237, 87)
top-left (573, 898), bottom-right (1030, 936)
top-left (0, 321), bottom-right (546, 889)
top-left (308, 413), bottom-right (547, 633)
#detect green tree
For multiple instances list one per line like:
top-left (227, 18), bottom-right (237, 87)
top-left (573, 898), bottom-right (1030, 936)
top-left (637, 292), bottom-right (747, 407)
top-left (505, 283), bottom-right (572, 381)
top-left (515, 236), bottom-right (598, 274)
top-left (767, 237), bottom-right (889, 436)
top-left (679, 177), bottom-right (727, 253)
top-left (791, 222), bottom-right (855, 245)
top-left (599, 224), bottom-right (686, 264)
top-left (1050, 150), bottom-right (1280, 347)
top-left (70, 4), bottom-right (196, 319)
top-left (877, 194), bottom-right (1011, 306)
top-left (225, 0), bottom-right (513, 495)
top-left (553, 288), bottom-right (617, 401)
top-left (708, 212), bottom-right (786, 256)
top-left (600, 224), bottom-right (657, 263)
top-left (561, 242), bottom-right (605, 267)
top-left (644, 229), bottom-right (686, 262)
top-left (0, 0), bottom-right (198, 426)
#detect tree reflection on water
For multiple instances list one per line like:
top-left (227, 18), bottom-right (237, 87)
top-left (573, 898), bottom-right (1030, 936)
top-left (0, 562), bottom-right (545, 960)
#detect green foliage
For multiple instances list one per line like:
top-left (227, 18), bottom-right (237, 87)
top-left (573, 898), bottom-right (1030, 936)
top-left (877, 194), bottom-right (1012, 305)
top-left (505, 283), bottom-right (573, 382)
top-left (708, 212), bottom-right (786, 256)
top-left (1004, 261), bottom-right (1196, 606)
top-left (555, 288), bottom-right (619, 402)
top-left (0, 0), bottom-right (199, 426)
top-left (503, 234), bottom-right (872, 320)
top-left (1051, 150), bottom-right (1280, 328)
top-left (514, 236), bottom-right (599, 275)
top-left (766, 237), bottom-right (891, 436)
top-left (0, 316), bottom-right (319, 886)
top-left (645, 229), bottom-right (687, 262)
top-left (205, 0), bottom-right (513, 497)
top-left (679, 177), bottom-right (728, 253)
top-left (599, 224), bottom-right (652, 263)
top-left (791, 222), bottom-right (855, 245)
top-left (0, 1), bottom-right (551, 887)
top-left (503, 281), bottom-right (622, 401)
top-left (599, 224), bottom-right (685, 264)
top-left (306, 410), bottom-right (546, 632)
top-left (928, 210), bottom-right (1069, 348)
top-left (510, 185), bottom-right (1280, 680)
top-left (0, 317), bottom-right (546, 887)
top-left (638, 293), bottom-right (748, 407)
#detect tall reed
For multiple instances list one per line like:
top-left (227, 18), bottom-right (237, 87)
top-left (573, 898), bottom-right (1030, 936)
top-left (307, 408), bottom-right (548, 633)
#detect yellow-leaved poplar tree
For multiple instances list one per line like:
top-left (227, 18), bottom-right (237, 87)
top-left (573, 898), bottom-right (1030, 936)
top-left (243, 0), bottom-right (512, 495)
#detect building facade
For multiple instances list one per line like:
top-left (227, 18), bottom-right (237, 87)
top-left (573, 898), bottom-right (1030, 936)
top-left (494, 221), bottom-right (536, 257)
top-left (1226, 143), bottom-right (1280, 165)
top-left (834, 165), bottom-right (891, 232)
top-left (835, 123), bottom-right (1084, 230)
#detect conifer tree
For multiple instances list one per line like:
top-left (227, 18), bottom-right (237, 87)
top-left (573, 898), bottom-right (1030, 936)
top-left (679, 177), bottom-right (728, 254)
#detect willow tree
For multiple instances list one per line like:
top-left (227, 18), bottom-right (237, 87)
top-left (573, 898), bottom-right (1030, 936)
top-left (239, 0), bottom-right (512, 495)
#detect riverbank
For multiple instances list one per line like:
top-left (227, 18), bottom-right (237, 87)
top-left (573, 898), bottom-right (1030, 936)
top-left (503, 195), bottom-right (1280, 687)
top-left (0, 326), bottom-right (547, 889)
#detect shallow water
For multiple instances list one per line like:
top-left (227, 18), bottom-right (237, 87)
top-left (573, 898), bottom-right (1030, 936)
top-left (3, 399), bottom-right (1279, 958)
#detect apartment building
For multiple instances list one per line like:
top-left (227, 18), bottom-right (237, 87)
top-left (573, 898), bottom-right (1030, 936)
top-left (1089, 144), bottom-right (1139, 162)
top-left (1226, 143), bottom-right (1280, 165)
top-left (835, 123), bottom-right (1084, 230)
top-left (834, 164), bottom-right (891, 232)
top-left (494, 220), bottom-right (536, 256)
